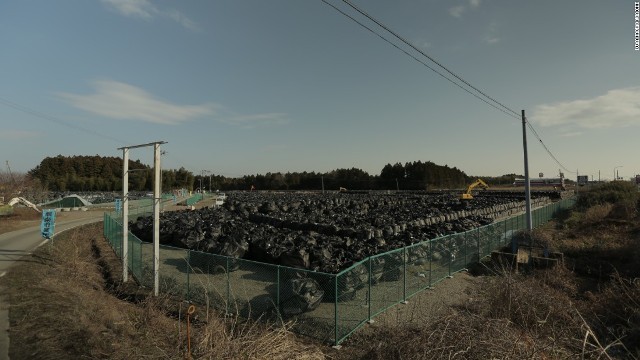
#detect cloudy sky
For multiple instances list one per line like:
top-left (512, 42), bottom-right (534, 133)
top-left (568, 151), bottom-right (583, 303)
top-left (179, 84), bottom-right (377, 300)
top-left (0, 0), bottom-right (638, 181)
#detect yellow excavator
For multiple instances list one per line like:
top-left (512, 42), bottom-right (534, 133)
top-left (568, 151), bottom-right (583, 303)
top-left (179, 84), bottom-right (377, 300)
top-left (460, 179), bottom-right (489, 200)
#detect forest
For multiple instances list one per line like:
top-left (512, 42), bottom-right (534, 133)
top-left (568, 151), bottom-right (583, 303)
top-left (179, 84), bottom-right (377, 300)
top-left (27, 155), bottom-right (517, 192)
top-left (28, 155), bottom-right (195, 192)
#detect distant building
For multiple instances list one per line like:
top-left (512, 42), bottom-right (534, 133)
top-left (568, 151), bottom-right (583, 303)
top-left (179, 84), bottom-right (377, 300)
top-left (513, 177), bottom-right (565, 188)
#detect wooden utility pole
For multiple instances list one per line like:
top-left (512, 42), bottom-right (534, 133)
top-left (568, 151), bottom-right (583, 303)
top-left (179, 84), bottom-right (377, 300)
top-left (519, 110), bottom-right (533, 255)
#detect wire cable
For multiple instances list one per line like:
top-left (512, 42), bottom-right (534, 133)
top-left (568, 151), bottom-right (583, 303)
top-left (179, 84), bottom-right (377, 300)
top-left (0, 96), bottom-right (129, 145)
top-left (526, 120), bottom-right (575, 174)
top-left (340, 0), bottom-right (521, 118)
top-left (320, 0), bottom-right (520, 120)
top-left (324, 0), bottom-right (574, 174)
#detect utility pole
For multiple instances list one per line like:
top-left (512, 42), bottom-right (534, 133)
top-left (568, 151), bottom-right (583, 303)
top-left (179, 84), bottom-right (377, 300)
top-left (520, 110), bottom-right (533, 255)
top-left (321, 176), bottom-right (325, 194)
top-left (118, 141), bottom-right (166, 297)
top-left (5, 161), bottom-right (16, 185)
top-left (121, 148), bottom-right (129, 283)
top-left (153, 143), bottom-right (162, 297)
top-left (395, 178), bottom-right (399, 192)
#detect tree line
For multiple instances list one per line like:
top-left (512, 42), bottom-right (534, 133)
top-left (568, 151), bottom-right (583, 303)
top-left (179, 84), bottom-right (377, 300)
top-left (28, 155), bottom-right (195, 192)
top-left (27, 155), bottom-right (518, 192)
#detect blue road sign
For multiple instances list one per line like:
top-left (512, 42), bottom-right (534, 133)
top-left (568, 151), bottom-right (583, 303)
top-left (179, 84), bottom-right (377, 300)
top-left (115, 198), bottom-right (122, 213)
top-left (41, 209), bottom-right (56, 239)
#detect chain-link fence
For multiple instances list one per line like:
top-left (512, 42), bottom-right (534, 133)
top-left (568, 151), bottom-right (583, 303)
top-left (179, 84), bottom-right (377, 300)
top-left (184, 194), bottom-right (203, 206)
top-left (103, 196), bottom-right (576, 346)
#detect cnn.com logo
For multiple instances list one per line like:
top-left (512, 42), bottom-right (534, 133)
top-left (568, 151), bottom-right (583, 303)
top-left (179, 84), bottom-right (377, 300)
top-left (636, 2), bottom-right (639, 50)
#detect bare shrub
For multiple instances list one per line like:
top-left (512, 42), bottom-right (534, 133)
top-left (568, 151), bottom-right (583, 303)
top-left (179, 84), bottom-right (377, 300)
top-left (192, 312), bottom-right (324, 360)
top-left (584, 203), bottom-right (613, 223)
top-left (608, 201), bottom-right (637, 221)
top-left (583, 272), bottom-right (640, 356)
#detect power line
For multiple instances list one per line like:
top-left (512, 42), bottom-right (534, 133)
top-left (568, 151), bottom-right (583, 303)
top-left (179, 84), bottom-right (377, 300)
top-left (320, 0), bottom-right (520, 120)
top-left (526, 120), bottom-right (575, 174)
top-left (0, 96), bottom-right (227, 178)
top-left (0, 96), bottom-right (129, 145)
top-left (323, 0), bottom-right (574, 173)
top-left (339, 0), bottom-right (521, 118)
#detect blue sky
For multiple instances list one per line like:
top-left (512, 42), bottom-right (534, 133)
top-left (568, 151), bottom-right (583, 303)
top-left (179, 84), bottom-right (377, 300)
top-left (1, 0), bottom-right (638, 181)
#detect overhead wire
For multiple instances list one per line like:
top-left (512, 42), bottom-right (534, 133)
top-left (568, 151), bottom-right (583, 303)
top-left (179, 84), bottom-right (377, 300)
top-left (0, 96), bottom-right (129, 145)
top-left (340, 0), bottom-right (521, 118)
top-left (0, 95), bottom-right (225, 176)
top-left (323, 0), bottom-right (574, 173)
top-left (320, 0), bottom-right (520, 120)
top-left (525, 120), bottom-right (575, 174)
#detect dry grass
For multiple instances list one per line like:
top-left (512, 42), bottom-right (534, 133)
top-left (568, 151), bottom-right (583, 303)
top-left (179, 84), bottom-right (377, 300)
top-left (0, 207), bottom-right (41, 234)
top-left (2, 223), bottom-right (325, 359)
top-left (344, 265), bottom-right (635, 360)
top-left (337, 199), bottom-right (640, 359)
top-left (584, 203), bottom-right (613, 223)
top-left (4, 186), bottom-right (640, 359)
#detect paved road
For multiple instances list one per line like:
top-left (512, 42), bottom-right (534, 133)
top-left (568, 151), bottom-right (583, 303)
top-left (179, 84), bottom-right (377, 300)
top-left (0, 213), bottom-right (103, 360)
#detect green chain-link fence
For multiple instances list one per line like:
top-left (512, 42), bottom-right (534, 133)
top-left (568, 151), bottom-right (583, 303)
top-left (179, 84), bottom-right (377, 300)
top-left (103, 196), bottom-right (576, 346)
top-left (184, 194), bottom-right (203, 206)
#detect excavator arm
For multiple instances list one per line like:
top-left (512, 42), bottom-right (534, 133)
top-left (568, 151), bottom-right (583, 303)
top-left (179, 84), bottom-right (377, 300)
top-left (7, 197), bottom-right (41, 213)
top-left (460, 179), bottom-right (489, 200)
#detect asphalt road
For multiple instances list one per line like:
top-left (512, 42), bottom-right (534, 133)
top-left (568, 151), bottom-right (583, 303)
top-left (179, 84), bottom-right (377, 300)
top-left (0, 213), bottom-right (103, 360)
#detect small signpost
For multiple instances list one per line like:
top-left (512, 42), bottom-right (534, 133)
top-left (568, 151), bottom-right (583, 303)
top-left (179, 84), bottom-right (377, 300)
top-left (115, 198), bottom-right (122, 214)
top-left (41, 209), bottom-right (56, 240)
top-left (577, 175), bottom-right (589, 186)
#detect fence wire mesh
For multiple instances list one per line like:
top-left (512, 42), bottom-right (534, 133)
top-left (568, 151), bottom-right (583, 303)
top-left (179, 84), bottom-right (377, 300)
top-left (103, 197), bottom-right (576, 346)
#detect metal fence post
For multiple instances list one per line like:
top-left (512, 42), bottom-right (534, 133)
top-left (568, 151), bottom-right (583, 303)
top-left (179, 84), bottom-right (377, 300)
top-left (140, 240), bottom-right (143, 282)
top-left (226, 257), bottom-right (231, 315)
top-left (186, 250), bottom-right (191, 302)
top-left (476, 227), bottom-right (480, 261)
top-left (276, 265), bottom-right (280, 312)
top-left (402, 247), bottom-right (407, 303)
top-left (334, 274), bottom-right (339, 346)
top-left (367, 257), bottom-right (372, 323)
top-left (428, 240), bottom-right (432, 288)
top-left (448, 237), bottom-right (452, 277)
top-left (504, 218), bottom-right (507, 246)
top-left (464, 232), bottom-right (468, 265)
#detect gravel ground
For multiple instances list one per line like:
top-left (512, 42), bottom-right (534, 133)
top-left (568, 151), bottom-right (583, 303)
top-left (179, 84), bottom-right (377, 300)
top-left (367, 271), bottom-right (481, 327)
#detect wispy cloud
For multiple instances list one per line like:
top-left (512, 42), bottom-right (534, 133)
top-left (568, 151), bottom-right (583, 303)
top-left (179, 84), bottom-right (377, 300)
top-left (101, 0), bottom-right (199, 31)
top-left (449, 0), bottom-right (481, 18)
top-left (558, 131), bottom-right (583, 138)
top-left (58, 80), bottom-right (289, 129)
top-left (449, 5), bottom-right (465, 18)
top-left (531, 87), bottom-right (640, 129)
top-left (0, 130), bottom-right (41, 140)
top-left (58, 80), bottom-right (216, 125)
top-left (483, 21), bottom-right (500, 44)
top-left (220, 113), bottom-right (290, 129)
